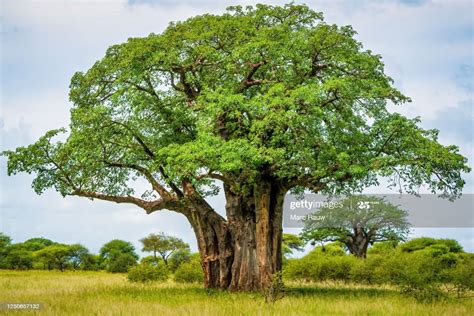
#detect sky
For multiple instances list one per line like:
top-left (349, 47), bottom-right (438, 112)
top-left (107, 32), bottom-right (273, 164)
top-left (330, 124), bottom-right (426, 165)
top-left (0, 0), bottom-right (473, 255)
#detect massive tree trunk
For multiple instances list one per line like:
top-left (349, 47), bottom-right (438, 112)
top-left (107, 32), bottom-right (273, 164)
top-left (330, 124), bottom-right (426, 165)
top-left (185, 179), bottom-right (286, 291)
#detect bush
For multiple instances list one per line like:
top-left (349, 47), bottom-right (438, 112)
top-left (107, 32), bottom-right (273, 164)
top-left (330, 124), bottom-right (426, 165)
top-left (140, 255), bottom-right (160, 266)
top-left (367, 241), bottom-right (398, 255)
top-left (106, 253), bottom-right (137, 273)
top-left (169, 248), bottom-right (192, 272)
top-left (127, 263), bottom-right (169, 283)
top-left (440, 253), bottom-right (474, 297)
top-left (263, 272), bottom-right (285, 303)
top-left (174, 255), bottom-right (204, 283)
top-left (284, 248), bottom-right (357, 282)
top-left (284, 238), bottom-right (471, 302)
top-left (284, 258), bottom-right (314, 282)
top-left (379, 251), bottom-right (448, 302)
top-left (400, 237), bottom-right (463, 254)
top-left (349, 255), bottom-right (385, 284)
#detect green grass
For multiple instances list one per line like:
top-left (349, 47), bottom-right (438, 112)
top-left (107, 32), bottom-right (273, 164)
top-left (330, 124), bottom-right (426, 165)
top-left (0, 270), bottom-right (472, 315)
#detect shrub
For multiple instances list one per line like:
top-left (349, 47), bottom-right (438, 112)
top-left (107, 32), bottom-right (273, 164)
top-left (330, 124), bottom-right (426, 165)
top-left (174, 255), bottom-right (204, 283)
top-left (127, 263), bottom-right (169, 283)
top-left (284, 247), bottom-right (356, 282)
top-left (284, 238), bottom-right (471, 302)
top-left (106, 253), bottom-right (137, 273)
top-left (169, 248), bottom-right (192, 272)
top-left (350, 255), bottom-right (385, 284)
top-left (367, 241), bottom-right (398, 255)
top-left (400, 237), bottom-right (463, 253)
top-left (140, 255), bottom-right (160, 266)
top-left (262, 272), bottom-right (285, 304)
top-left (284, 258), bottom-right (315, 282)
top-left (440, 253), bottom-right (474, 297)
top-left (380, 251), bottom-right (447, 302)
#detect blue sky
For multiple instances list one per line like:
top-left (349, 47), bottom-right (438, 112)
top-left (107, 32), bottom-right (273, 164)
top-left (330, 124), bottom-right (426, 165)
top-left (0, 0), bottom-right (473, 255)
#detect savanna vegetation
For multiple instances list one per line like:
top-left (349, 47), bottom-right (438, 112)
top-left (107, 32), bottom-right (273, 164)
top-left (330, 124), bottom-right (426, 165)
top-left (284, 239), bottom-right (473, 302)
top-left (1, 270), bottom-right (472, 316)
top-left (1, 232), bottom-right (473, 315)
top-left (1, 232), bottom-right (472, 301)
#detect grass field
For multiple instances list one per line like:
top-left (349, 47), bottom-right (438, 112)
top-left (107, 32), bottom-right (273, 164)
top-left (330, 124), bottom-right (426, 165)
top-left (0, 270), bottom-right (472, 315)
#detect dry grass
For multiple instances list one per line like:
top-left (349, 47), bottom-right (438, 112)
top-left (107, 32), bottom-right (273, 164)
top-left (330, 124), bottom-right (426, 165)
top-left (0, 270), bottom-right (472, 315)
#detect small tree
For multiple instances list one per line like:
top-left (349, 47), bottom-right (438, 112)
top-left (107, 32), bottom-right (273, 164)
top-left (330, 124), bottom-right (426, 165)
top-left (80, 253), bottom-right (102, 271)
top-left (106, 253), bottom-right (137, 273)
top-left (302, 196), bottom-right (410, 258)
top-left (3, 244), bottom-right (33, 270)
top-left (140, 233), bottom-right (189, 265)
top-left (100, 239), bottom-right (138, 272)
top-left (69, 244), bottom-right (90, 270)
top-left (35, 244), bottom-right (73, 271)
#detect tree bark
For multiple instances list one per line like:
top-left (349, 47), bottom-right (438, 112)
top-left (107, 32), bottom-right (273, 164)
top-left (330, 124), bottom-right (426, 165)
top-left (347, 228), bottom-right (370, 258)
top-left (186, 179), bottom-right (285, 291)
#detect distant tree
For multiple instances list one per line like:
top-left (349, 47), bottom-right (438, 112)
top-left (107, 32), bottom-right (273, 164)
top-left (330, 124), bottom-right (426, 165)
top-left (140, 233), bottom-right (189, 265)
top-left (4, 244), bottom-right (34, 270)
top-left (80, 253), bottom-right (102, 271)
top-left (302, 196), bottom-right (410, 258)
top-left (0, 233), bottom-right (12, 268)
top-left (0, 232), bottom-right (12, 249)
top-left (23, 237), bottom-right (55, 251)
top-left (69, 244), bottom-right (90, 270)
top-left (35, 244), bottom-right (73, 271)
top-left (106, 253), bottom-right (137, 273)
top-left (282, 233), bottom-right (305, 258)
top-left (100, 239), bottom-right (138, 260)
top-left (100, 240), bottom-right (138, 272)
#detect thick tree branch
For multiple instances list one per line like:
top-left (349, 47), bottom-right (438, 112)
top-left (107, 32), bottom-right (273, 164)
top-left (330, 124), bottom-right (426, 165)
top-left (159, 166), bottom-right (184, 198)
top-left (104, 161), bottom-right (172, 199)
top-left (106, 121), bottom-right (185, 197)
top-left (236, 60), bottom-right (267, 92)
top-left (196, 171), bottom-right (231, 184)
top-left (71, 190), bottom-right (183, 214)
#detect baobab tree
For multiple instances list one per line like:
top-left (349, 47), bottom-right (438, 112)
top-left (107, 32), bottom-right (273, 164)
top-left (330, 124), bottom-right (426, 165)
top-left (2, 4), bottom-right (469, 291)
